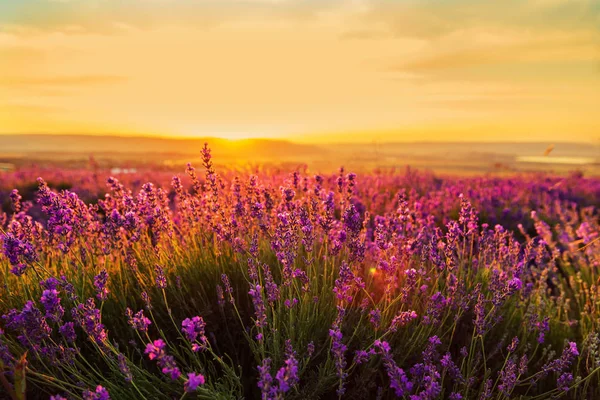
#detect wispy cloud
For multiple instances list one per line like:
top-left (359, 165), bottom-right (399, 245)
top-left (0, 75), bottom-right (128, 88)
top-left (392, 33), bottom-right (599, 74)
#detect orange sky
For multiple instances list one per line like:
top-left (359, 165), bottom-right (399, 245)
top-left (0, 0), bottom-right (599, 143)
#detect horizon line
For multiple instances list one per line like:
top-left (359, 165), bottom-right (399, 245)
top-left (1, 132), bottom-right (599, 146)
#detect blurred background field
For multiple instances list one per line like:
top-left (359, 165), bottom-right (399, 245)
top-left (1, 134), bottom-right (598, 176)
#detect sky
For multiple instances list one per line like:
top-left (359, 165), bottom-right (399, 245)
top-left (0, 0), bottom-right (599, 143)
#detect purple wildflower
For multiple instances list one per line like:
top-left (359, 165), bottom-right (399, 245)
top-left (306, 341), bottom-right (315, 358)
top-left (82, 385), bottom-right (110, 400)
top-left (275, 355), bottom-right (299, 393)
top-left (145, 339), bottom-right (181, 380)
top-left (155, 265), bottom-right (167, 289)
top-left (557, 372), bottom-right (573, 392)
top-left (145, 339), bottom-right (166, 360)
top-left (257, 358), bottom-right (275, 400)
top-left (126, 309), bottom-right (151, 332)
top-left (329, 328), bottom-right (348, 396)
top-left (249, 285), bottom-right (267, 328)
top-left (59, 322), bottom-right (76, 343)
top-left (93, 270), bottom-right (109, 301)
top-left (40, 288), bottom-right (64, 322)
top-left (181, 316), bottom-right (208, 351)
top-left (118, 353), bottom-right (132, 383)
top-left (184, 372), bottom-right (206, 392)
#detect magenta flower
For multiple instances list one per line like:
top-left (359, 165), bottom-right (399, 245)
top-left (184, 372), bottom-right (206, 392)
top-left (82, 385), bottom-right (110, 400)
top-left (181, 316), bottom-right (207, 350)
top-left (145, 339), bottom-right (166, 360)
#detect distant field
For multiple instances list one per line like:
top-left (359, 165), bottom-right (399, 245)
top-left (0, 134), bottom-right (599, 176)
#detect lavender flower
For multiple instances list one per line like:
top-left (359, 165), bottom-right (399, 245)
top-left (389, 310), bottom-right (418, 332)
top-left (155, 265), bottom-right (167, 289)
top-left (181, 316), bottom-right (208, 351)
top-left (82, 385), bottom-right (110, 400)
top-left (498, 358), bottom-right (517, 396)
top-left (249, 285), bottom-right (267, 328)
top-left (40, 288), bottom-right (64, 322)
top-left (374, 340), bottom-right (412, 396)
top-left (306, 341), bottom-right (315, 358)
top-left (93, 270), bottom-right (109, 301)
top-left (275, 355), bottom-right (299, 393)
top-left (257, 358), bottom-right (275, 400)
top-left (184, 372), bottom-right (206, 392)
top-left (145, 339), bottom-right (181, 380)
top-left (72, 299), bottom-right (107, 346)
top-left (2, 232), bottom-right (37, 276)
top-left (118, 353), bottom-right (133, 383)
top-left (329, 328), bottom-right (348, 396)
top-left (557, 372), bottom-right (573, 392)
top-left (126, 309), bottom-right (151, 332)
top-left (59, 322), bottom-right (76, 343)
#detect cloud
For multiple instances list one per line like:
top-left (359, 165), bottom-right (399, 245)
top-left (0, 103), bottom-right (64, 113)
top-left (0, 0), bottom-right (347, 35)
top-left (392, 34), bottom-right (598, 75)
top-left (340, 0), bottom-right (600, 41)
top-left (0, 75), bottom-right (128, 88)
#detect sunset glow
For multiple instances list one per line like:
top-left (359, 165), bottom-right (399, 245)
top-left (1, 0), bottom-right (599, 142)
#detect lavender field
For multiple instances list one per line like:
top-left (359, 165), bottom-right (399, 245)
top-left (1, 144), bottom-right (599, 399)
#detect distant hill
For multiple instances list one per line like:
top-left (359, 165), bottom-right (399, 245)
top-left (0, 134), bottom-right (325, 159)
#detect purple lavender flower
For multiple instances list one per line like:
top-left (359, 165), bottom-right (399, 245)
top-left (354, 350), bottom-right (370, 365)
top-left (557, 372), bottom-right (573, 392)
top-left (126, 309), bottom-right (151, 332)
top-left (141, 291), bottom-right (152, 309)
top-left (10, 189), bottom-right (22, 213)
top-left (118, 353), bottom-right (132, 383)
top-left (2, 232), bottom-right (37, 276)
top-left (369, 309), bottom-right (381, 329)
top-left (275, 355), bottom-right (299, 393)
top-left (82, 385), bottom-right (110, 400)
top-left (262, 263), bottom-right (280, 303)
top-left (507, 337), bottom-right (519, 353)
top-left (389, 310), bottom-right (418, 332)
top-left (145, 339), bottom-right (166, 360)
top-left (184, 372), bottom-right (206, 392)
top-left (155, 265), bottom-right (167, 289)
top-left (72, 299), bottom-right (107, 346)
top-left (249, 285), bottom-right (267, 328)
top-left (306, 341), bottom-right (315, 358)
top-left (284, 298), bottom-right (298, 309)
top-left (3, 301), bottom-right (52, 347)
top-left (40, 288), bottom-right (64, 322)
top-left (542, 342), bottom-right (579, 376)
top-left (145, 339), bottom-right (181, 380)
top-left (59, 322), bottom-right (76, 343)
top-left (534, 317), bottom-right (550, 344)
top-left (479, 378), bottom-right (493, 400)
top-left (93, 270), bottom-right (110, 301)
top-left (440, 353), bottom-right (464, 385)
top-left (329, 328), bottom-right (348, 396)
top-left (181, 316), bottom-right (208, 351)
top-left (222, 274), bottom-right (234, 303)
top-left (374, 340), bottom-right (412, 396)
top-left (257, 358), bottom-right (275, 400)
top-left (498, 358), bottom-right (517, 396)
top-left (506, 277), bottom-right (522, 295)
